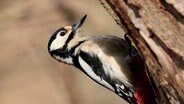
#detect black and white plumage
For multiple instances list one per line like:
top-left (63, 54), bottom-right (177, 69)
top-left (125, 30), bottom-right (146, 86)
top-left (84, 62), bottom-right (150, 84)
top-left (48, 15), bottom-right (156, 104)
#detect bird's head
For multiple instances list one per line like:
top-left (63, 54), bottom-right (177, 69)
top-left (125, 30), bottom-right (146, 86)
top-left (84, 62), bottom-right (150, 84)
top-left (48, 15), bottom-right (87, 63)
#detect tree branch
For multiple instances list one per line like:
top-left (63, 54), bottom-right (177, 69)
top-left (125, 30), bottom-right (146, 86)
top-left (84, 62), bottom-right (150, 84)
top-left (98, 0), bottom-right (184, 103)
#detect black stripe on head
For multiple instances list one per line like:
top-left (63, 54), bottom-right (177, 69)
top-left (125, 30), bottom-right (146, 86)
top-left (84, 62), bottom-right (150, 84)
top-left (50, 40), bottom-right (85, 62)
top-left (62, 31), bottom-right (76, 49)
top-left (50, 48), bottom-right (69, 59)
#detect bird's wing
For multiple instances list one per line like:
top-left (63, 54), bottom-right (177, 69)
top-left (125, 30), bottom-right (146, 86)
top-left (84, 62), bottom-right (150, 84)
top-left (78, 50), bottom-right (114, 91)
top-left (78, 50), bottom-right (138, 104)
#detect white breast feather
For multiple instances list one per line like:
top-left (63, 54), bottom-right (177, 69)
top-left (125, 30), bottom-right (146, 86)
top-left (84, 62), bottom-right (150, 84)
top-left (78, 56), bottom-right (114, 91)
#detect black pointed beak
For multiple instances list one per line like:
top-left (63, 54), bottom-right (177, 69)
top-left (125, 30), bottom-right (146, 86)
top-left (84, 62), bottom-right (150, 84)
top-left (72, 14), bottom-right (87, 32)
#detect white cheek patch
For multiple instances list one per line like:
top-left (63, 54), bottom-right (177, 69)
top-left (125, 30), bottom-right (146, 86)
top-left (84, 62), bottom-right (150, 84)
top-left (50, 30), bottom-right (71, 51)
top-left (78, 56), bottom-right (114, 91)
top-left (50, 36), bottom-right (66, 51)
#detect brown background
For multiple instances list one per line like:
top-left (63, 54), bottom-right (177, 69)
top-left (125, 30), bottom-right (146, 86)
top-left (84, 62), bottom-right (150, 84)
top-left (0, 0), bottom-right (127, 104)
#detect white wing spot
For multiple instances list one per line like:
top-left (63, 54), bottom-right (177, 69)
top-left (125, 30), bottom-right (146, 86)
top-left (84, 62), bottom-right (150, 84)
top-left (120, 85), bottom-right (125, 89)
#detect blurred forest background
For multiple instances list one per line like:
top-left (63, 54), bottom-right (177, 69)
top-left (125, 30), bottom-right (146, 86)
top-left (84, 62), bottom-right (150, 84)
top-left (0, 0), bottom-right (126, 104)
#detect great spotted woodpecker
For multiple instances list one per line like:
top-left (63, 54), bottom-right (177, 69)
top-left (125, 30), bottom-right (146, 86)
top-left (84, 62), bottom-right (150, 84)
top-left (48, 15), bottom-right (156, 104)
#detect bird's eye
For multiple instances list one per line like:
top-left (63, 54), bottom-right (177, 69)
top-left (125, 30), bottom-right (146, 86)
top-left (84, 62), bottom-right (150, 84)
top-left (59, 31), bottom-right (66, 36)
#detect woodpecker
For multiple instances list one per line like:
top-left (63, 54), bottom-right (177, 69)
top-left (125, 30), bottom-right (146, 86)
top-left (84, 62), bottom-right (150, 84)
top-left (48, 15), bottom-right (156, 104)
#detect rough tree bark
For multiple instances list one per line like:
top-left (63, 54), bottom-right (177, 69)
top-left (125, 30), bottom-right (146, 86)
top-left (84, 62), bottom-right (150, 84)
top-left (98, 0), bottom-right (184, 104)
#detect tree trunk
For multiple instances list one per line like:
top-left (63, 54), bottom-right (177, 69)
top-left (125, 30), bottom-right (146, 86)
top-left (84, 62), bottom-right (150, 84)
top-left (98, 0), bottom-right (184, 104)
